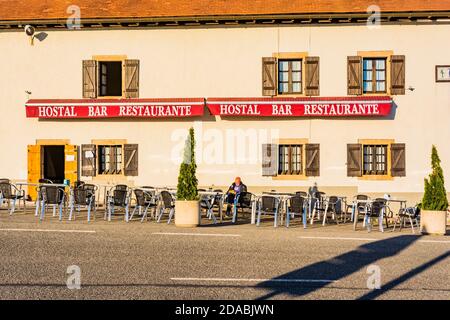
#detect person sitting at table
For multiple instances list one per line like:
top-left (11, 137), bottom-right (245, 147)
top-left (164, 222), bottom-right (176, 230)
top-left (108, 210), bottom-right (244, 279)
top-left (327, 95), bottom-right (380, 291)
top-left (224, 177), bottom-right (247, 217)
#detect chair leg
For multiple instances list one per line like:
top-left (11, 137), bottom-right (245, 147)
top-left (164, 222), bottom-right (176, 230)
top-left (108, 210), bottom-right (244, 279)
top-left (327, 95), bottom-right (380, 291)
top-left (109, 205), bottom-right (114, 222)
top-left (232, 204), bottom-right (238, 224)
top-left (168, 208), bottom-right (174, 224)
top-left (69, 203), bottom-right (74, 221)
top-left (40, 201), bottom-right (46, 221)
top-left (409, 217), bottom-right (415, 233)
top-left (130, 206), bottom-right (138, 221)
top-left (286, 208), bottom-right (290, 228)
top-left (157, 208), bottom-right (164, 223)
top-left (59, 204), bottom-right (63, 221)
top-left (303, 206), bottom-right (307, 229)
top-left (10, 198), bottom-right (17, 215)
top-left (87, 202), bottom-right (92, 223)
top-left (274, 208), bottom-right (278, 228)
top-left (35, 199), bottom-right (40, 217)
top-left (256, 204), bottom-right (262, 226)
top-left (125, 205), bottom-right (129, 222)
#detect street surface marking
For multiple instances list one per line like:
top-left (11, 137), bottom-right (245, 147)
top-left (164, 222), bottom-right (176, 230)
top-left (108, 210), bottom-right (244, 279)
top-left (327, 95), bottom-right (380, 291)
top-left (152, 232), bottom-right (241, 237)
top-left (0, 228), bottom-right (96, 234)
top-left (171, 277), bottom-right (336, 283)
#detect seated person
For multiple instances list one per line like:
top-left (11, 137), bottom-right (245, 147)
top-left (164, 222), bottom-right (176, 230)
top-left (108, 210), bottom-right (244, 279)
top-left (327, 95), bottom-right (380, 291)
top-left (225, 177), bottom-right (247, 216)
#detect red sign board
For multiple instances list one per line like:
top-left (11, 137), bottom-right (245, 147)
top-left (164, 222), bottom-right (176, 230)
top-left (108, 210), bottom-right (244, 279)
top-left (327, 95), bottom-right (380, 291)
top-left (207, 96), bottom-right (393, 117)
top-left (25, 98), bottom-right (205, 118)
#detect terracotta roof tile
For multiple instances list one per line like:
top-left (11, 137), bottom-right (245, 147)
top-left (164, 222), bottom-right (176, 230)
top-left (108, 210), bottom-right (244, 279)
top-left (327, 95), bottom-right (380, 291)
top-left (1, 0), bottom-right (449, 21)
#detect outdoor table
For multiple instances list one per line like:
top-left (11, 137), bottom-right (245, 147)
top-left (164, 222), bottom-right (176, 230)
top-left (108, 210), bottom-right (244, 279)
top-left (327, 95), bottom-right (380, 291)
top-left (322, 196), bottom-right (347, 226)
top-left (257, 192), bottom-right (295, 226)
top-left (198, 190), bottom-right (224, 224)
top-left (351, 199), bottom-right (373, 230)
top-left (387, 199), bottom-right (407, 220)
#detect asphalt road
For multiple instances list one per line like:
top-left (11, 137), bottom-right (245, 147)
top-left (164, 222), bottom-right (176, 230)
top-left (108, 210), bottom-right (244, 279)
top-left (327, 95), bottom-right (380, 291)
top-left (0, 211), bottom-right (449, 300)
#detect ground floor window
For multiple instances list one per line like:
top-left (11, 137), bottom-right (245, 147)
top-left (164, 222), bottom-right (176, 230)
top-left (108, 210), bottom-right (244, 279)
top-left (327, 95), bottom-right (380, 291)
top-left (98, 145), bottom-right (123, 175)
top-left (363, 144), bottom-right (388, 175)
top-left (278, 144), bottom-right (303, 175)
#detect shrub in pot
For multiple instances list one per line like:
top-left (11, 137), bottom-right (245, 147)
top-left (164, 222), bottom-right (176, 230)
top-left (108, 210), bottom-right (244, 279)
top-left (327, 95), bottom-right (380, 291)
top-left (420, 145), bottom-right (449, 235)
top-left (175, 127), bottom-right (200, 227)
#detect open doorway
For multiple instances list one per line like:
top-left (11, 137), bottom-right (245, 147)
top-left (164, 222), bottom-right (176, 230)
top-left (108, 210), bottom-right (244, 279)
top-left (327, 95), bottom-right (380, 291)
top-left (42, 145), bottom-right (65, 184)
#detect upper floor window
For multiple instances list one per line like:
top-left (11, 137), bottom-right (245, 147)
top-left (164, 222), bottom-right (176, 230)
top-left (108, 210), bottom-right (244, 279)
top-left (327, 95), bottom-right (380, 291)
top-left (262, 56), bottom-right (320, 97)
top-left (278, 60), bottom-right (302, 94)
top-left (363, 58), bottom-right (386, 94)
top-left (82, 57), bottom-right (140, 99)
top-left (348, 54), bottom-right (405, 96)
top-left (99, 61), bottom-right (123, 97)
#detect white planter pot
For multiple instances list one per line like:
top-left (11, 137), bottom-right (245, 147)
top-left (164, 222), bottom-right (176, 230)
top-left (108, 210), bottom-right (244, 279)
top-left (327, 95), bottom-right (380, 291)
top-left (175, 200), bottom-right (200, 227)
top-left (420, 210), bottom-right (447, 235)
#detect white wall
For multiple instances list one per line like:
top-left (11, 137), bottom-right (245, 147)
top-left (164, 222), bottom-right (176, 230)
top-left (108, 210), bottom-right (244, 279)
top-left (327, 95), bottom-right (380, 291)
top-left (0, 24), bottom-right (449, 193)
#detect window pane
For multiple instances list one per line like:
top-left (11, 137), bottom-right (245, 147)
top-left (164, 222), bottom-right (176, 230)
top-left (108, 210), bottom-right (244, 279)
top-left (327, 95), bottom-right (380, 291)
top-left (279, 71), bottom-right (289, 82)
top-left (292, 82), bottom-right (301, 93)
top-left (376, 70), bottom-right (385, 81)
top-left (376, 59), bottom-right (385, 70)
top-left (376, 81), bottom-right (386, 92)
top-left (279, 61), bottom-right (289, 71)
top-left (291, 60), bottom-right (302, 71)
top-left (363, 59), bottom-right (373, 69)
top-left (279, 83), bottom-right (289, 93)
top-left (363, 70), bottom-right (372, 81)
top-left (292, 71), bottom-right (301, 82)
top-left (363, 81), bottom-right (373, 92)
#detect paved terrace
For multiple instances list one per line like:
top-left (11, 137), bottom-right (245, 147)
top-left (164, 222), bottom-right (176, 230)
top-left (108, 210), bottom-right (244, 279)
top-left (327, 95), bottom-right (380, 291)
top-left (0, 211), bottom-right (449, 300)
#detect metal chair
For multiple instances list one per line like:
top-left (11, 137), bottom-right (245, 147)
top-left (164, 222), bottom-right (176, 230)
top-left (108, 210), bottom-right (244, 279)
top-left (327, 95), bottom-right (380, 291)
top-left (351, 194), bottom-right (371, 224)
top-left (393, 206), bottom-right (420, 233)
top-left (364, 200), bottom-right (389, 232)
top-left (256, 195), bottom-right (280, 227)
top-left (0, 181), bottom-right (26, 215)
top-left (69, 184), bottom-right (98, 222)
top-left (232, 192), bottom-right (255, 224)
top-left (200, 192), bottom-right (222, 224)
top-left (310, 191), bottom-right (326, 224)
top-left (322, 196), bottom-right (342, 225)
top-left (286, 195), bottom-right (306, 228)
top-left (106, 185), bottom-right (131, 222)
top-left (39, 186), bottom-right (65, 221)
top-left (157, 190), bottom-right (175, 224)
top-left (296, 191), bottom-right (308, 198)
top-left (130, 189), bottom-right (157, 222)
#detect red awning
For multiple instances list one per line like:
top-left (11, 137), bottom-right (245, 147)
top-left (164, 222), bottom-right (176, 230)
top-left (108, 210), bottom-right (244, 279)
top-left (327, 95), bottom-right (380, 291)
top-left (25, 98), bottom-right (205, 119)
top-left (207, 96), bottom-right (393, 117)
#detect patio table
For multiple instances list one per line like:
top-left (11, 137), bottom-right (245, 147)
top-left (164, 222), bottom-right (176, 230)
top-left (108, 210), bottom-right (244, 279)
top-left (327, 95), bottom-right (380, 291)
top-left (351, 199), bottom-right (373, 230)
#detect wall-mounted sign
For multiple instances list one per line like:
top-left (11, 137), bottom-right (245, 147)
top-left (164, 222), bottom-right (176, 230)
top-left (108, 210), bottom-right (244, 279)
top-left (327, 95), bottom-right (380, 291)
top-left (25, 98), bottom-right (205, 118)
top-left (436, 65), bottom-right (450, 82)
top-left (207, 96), bottom-right (393, 117)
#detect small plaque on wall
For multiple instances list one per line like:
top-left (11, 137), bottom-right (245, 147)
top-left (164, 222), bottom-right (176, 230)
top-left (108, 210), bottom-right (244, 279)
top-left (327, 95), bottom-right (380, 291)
top-left (436, 65), bottom-right (450, 82)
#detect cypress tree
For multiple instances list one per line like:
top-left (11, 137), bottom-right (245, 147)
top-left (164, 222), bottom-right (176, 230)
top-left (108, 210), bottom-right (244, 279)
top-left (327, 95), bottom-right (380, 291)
top-left (422, 145), bottom-right (448, 211)
top-left (176, 127), bottom-right (198, 201)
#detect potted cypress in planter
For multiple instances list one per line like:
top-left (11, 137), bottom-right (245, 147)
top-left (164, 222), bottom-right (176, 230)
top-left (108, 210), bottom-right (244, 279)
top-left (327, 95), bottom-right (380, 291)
top-left (175, 127), bottom-right (200, 227)
top-left (420, 145), bottom-right (449, 235)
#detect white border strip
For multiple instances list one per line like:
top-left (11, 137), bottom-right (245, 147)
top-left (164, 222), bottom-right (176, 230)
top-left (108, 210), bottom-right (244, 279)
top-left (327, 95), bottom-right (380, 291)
top-left (26, 102), bottom-right (203, 107)
top-left (209, 100), bottom-right (392, 105)
top-left (0, 228), bottom-right (96, 234)
top-left (152, 232), bottom-right (241, 237)
top-left (171, 277), bottom-right (336, 283)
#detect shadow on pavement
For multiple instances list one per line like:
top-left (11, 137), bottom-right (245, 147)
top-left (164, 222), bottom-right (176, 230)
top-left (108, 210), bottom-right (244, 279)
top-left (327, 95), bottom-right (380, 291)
top-left (256, 234), bottom-right (422, 300)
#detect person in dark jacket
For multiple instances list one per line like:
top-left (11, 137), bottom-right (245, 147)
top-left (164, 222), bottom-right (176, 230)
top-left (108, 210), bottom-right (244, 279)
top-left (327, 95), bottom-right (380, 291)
top-left (224, 177), bottom-right (247, 216)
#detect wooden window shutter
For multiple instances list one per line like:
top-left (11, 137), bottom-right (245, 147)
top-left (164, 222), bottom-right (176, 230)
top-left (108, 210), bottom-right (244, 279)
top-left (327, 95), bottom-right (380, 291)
top-left (81, 144), bottom-right (96, 177)
top-left (82, 60), bottom-right (97, 98)
top-left (347, 144), bottom-right (362, 177)
top-left (390, 55), bottom-right (405, 95)
top-left (305, 144), bottom-right (320, 176)
top-left (124, 144), bottom-right (139, 176)
top-left (124, 59), bottom-right (140, 98)
top-left (391, 143), bottom-right (406, 177)
top-left (262, 57), bottom-right (277, 96)
top-left (262, 143), bottom-right (278, 176)
top-left (347, 56), bottom-right (363, 95)
top-left (305, 57), bottom-right (320, 96)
